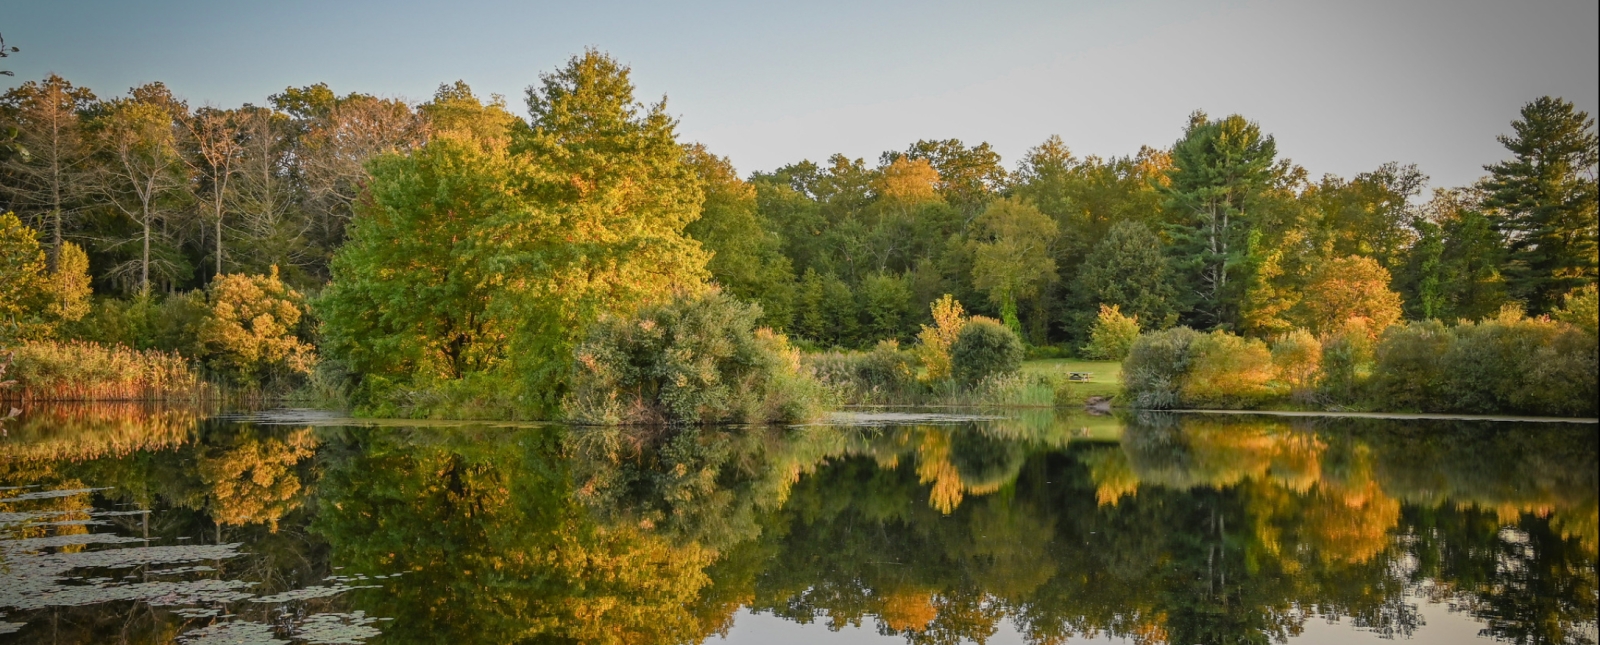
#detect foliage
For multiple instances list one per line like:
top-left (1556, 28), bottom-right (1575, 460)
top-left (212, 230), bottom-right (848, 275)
top-left (949, 318), bottom-right (1024, 387)
top-left (1270, 329), bottom-right (1321, 401)
top-left (1073, 219), bottom-right (1179, 334)
top-left (968, 197), bottom-right (1058, 335)
top-left (1368, 320), bottom-right (1452, 411)
top-left (0, 212), bottom-right (91, 342)
top-left (3, 339), bottom-right (198, 401)
top-left (1553, 283), bottom-right (1598, 335)
top-left (1162, 112), bottom-right (1284, 330)
top-left (805, 340), bottom-right (922, 405)
top-left (1481, 96), bottom-right (1598, 313)
top-left (1081, 304), bottom-right (1141, 361)
top-left (1121, 326), bottom-right (1202, 409)
top-left (916, 294), bottom-right (966, 383)
top-left (318, 53), bottom-right (709, 416)
top-left (195, 267), bottom-right (316, 387)
top-left (1295, 255), bottom-right (1403, 337)
top-left (1179, 330), bottom-right (1278, 408)
top-left (565, 290), bottom-right (824, 425)
top-left (1317, 318), bottom-right (1376, 404)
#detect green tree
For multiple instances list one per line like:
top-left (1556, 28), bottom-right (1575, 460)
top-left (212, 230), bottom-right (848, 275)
top-left (1163, 112), bottom-right (1283, 330)
top-left (683, 144), bottom-right (796, 330)
top-left (968, 198), bottom-right (1058, 336)
top-left (1075, 219), bottom-right (1179, 333)
top-left (1482, 97), bottom-right (1599, 312)
top-left (320, 57), bottom-right (710, 413)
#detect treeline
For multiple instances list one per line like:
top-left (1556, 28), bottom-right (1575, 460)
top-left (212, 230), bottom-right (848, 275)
top-left (1, 50), bottom-right (1596, 417)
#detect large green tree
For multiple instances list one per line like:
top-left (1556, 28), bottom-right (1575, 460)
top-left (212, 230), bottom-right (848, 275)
top-left (1163, 112), bottom-right (1283, 331)
top-left (319, 53), bottom-right (710, 412)
top-left (1482, 97), bottom-right (1599, 312)
top-left (1074, 219), bottom-right (1180, 332)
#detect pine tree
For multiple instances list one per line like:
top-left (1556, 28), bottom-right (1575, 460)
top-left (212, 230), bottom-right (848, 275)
top-left (1162, 112), bottom-right (1281, 330)
top-left (1482, 97), bottom-right (1598, 313)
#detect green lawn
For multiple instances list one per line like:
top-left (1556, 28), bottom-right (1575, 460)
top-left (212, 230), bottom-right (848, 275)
top-left (1022, 359), bottom-right (1124, 405)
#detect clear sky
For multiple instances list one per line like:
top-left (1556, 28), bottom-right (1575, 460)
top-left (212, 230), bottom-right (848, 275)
top-left (3, 0), bottom-right (1596, 189)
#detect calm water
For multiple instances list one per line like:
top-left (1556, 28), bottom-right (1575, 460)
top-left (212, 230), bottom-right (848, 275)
top-left (1, 405), bottom-right (1595, 645)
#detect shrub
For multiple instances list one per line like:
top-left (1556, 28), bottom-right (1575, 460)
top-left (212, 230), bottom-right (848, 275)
top-left (1270, 329), bottom-right (1321, 402)
top-left (805, 339), bottom-right (921, 404)
top-left (196, 268), bottom-right (317, 387)
top-left (1179, 331), bottom-right (1277, 408)
top-left (1368, 320), bottom-right (1452, 411)
top-left (3, 340), bottom-right (200, 402)
top-left (565, 290), bottom-right (825, 425)
top-left (1122, 326), bottom-right (1201, 409)
top-left (1082, 304), bottom-right (1141, 361)
top-left (1318, 318), bottom-right (1376, 404)
top-left (949, 318), bottom-right (1023, 387)
top-left (1436, 310), bottom-right (1597, 417)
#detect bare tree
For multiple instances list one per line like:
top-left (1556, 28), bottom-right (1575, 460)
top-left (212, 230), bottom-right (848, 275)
top-left (0, 75), bottom-right (96, 268)
top-left (229, 106), bottom-right (312, 274)
top-left (184, 107), bottom-right (240, 277)
top-left (296, 95), bottom-right (427, 246)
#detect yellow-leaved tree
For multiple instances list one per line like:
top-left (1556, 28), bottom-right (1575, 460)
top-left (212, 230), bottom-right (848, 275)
top-left (1294, 255), bottom-right (1403, 338)
top-left (0, 212), bottom-right (91, 343)
top-left (917, 295), bottom-right (967, 383)
top-left (196, 267), bottom-right (315, 387)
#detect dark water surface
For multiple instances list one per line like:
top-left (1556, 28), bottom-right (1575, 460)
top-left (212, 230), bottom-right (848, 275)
top-left (2, 405), bottom-right (1595, 644)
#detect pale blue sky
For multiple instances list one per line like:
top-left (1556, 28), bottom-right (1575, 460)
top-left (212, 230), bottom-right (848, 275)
top-left (3, 0), bottom-right (1596, 188)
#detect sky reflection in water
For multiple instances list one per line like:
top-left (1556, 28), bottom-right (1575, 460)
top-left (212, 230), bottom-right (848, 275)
top-left (1, 403), bottom-right (1595, 644)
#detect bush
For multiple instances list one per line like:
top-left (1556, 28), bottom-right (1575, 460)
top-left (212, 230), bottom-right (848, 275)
top-left (1179, 331), bottom-right (1277, 408)
top-left (949, 318), bottom-right (1023, 387)
top-left (1436, 311), bottom-right (1597, 417)
top-left (1082, 304), bottom-right (1141, 361)
top-left (3, 340), bottom-right (200, 402)
top-left (805, 339), bottom-right (921, 404)
top-left (1122, 326), bottom-right (1201, 409)
top-left (1270, 329), bottom-right (1321, 402)
top-left (565, 290), bottom-right (825, 425)
top-left (0, 212), bottom-right (91, 343)
top-left (1318, 318), bottom-right (1376, 404)
top-left (1368, 320), bottom-right (1451, 411)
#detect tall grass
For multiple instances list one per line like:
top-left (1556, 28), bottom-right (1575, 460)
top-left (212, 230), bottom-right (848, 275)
top-left (2, 340), bottom-right (204, 402)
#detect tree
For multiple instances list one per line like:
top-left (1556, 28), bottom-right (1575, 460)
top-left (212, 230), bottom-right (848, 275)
top-left (888, 139), bottom-right (1006, 219)
top-left (1482, 97), bottom-right (1599, 313)
top-left (91, 88), bottom-right (190, 295)
top-left (184, 107), bottom-right (240, 277)
top-left (320, 55), bottom-right (710, 413)
top-left (968, 198), bottom-right (1058, 336)
top-left (917, 294), bottom-right (967, 383)
top-left (0, 75), bottom-right (97, 268)
top-left (1403, 189), bottom-right (1508, 321)
top-left (1294, 256), bottom-right (1403, 337)
top-left (1082, 304), bottom-right (1141, 361)
top-left (683, 144), bottom-right (795, 330)
top-left (0, 212), bottom-right (90, 342)
top-left (195, 267), bottom-right (316, 386)
top-left (1164, 112), bottom-right (1283, 330)
top-left (1075, 220), bottom-right (1180, 332)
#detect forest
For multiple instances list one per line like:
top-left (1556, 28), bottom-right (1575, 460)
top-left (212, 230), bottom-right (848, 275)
top-left (1, 50), bottom-right (1597, 420)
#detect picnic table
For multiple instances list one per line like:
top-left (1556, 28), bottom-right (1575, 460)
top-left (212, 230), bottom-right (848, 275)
top-left (1067, 372), bottom-right (1094, 382)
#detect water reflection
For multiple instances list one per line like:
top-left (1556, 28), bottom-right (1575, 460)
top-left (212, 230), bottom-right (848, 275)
top-left (0, 403), bottom-right (1595, 644)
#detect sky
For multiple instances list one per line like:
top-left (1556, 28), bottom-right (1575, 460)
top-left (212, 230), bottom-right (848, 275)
top-left (3, 0), bottom-right (1596, 189)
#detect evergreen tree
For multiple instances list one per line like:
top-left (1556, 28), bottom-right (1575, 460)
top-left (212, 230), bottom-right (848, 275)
top-left (1074, 220), bottom-right (1180, 334)
top-left (1163, 112), bottom-right (1282, 330)
top-left (1482, 97), bottom-right (1599, 312)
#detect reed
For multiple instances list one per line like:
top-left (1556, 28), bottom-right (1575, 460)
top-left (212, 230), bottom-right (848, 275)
top-left (1, 340), bottom-right (205, 402)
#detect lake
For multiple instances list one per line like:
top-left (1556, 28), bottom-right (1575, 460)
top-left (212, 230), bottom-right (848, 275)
top-left (1, 404), bottom-right (1595, 644)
